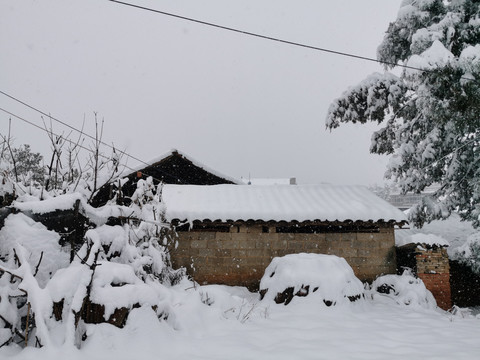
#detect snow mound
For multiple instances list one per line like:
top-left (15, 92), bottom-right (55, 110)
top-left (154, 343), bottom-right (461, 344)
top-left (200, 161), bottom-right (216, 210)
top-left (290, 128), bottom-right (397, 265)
top-left (396, 233), bottom-right (449, 248)
top-left (0, 213), bottom-right (69, 287)
top-left (13, 192), bottom-right (85, 214)
top-left (259, 253), bottom-right (364, 306)
top-left (369, 271), bottom-right (437, 309)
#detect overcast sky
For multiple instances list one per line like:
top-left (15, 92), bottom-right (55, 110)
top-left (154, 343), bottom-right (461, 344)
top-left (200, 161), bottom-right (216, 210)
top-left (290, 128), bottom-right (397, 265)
top-left (0, 0), bottom-right (403, 186)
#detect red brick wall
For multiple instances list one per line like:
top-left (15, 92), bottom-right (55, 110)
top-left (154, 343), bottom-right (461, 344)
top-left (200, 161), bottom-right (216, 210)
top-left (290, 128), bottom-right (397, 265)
top-left (416, 248), bottom-right (452, 310)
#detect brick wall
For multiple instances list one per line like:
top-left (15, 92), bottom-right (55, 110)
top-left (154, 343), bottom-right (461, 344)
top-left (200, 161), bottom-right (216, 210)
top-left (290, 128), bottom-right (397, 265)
top-left (416, 247), bottom-right (452, 310)
top-left (170, 224), bottom-right (396, 290)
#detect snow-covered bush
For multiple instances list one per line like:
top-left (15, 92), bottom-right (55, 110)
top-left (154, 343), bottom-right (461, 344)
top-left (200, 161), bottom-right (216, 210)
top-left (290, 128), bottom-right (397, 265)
top-left (454, 232), bottom-right (480, 275)
top-left (48, 225), bottom-right (181, 332)
top-left (259, 253), bottom-right (364, 306)
top-left (368, 270), bottom-right (437, 309)
top-left (0, 213), bottom-right (70, 287)
top-left (0, 177), bottom-right (185, 349)
top-left (0, 217), bottom-right (183, 348)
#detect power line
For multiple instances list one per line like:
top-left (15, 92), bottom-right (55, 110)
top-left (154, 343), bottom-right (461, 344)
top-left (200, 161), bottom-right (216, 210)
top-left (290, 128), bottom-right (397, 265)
top-left (0, 106), bottom-right (116, 163)
top-left (106, 0), bottom-right (479, 83)
top-left (0, 106), bottom-right (168, 183)
top-left (0, 92), bottom-right (238, 184)
top-left (0, 89), bottom-right (151, 168)
top-left (0, 90), bottom-right (181, 182)
top-left (106, 0), bottom-right (400, 68)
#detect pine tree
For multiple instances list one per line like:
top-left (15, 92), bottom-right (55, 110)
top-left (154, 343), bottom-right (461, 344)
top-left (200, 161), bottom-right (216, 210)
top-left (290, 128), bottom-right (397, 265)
top-left (326, 0), bottom-right (480, 227)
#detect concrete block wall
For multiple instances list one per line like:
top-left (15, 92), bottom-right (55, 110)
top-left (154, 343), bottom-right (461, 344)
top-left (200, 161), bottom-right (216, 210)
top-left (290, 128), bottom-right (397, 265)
top-left (170, 224), bottom-right (397, 290)
top-left (416, 247), bottom-right (452, 310)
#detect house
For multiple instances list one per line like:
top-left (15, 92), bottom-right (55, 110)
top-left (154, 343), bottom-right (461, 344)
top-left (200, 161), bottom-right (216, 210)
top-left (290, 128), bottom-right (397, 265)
top-left (240, 177), bottom-right (297, 185)
top-left (91, 149), bottom-right (239, 207)
top-left (382, 184), bottom-right (441, 211)
top-left (162, 184), bottom-right (408, 290)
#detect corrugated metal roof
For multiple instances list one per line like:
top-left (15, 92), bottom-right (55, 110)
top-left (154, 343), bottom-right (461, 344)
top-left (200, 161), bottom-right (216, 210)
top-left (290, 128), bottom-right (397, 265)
top-left (162, 184), bottom-right (408, 224)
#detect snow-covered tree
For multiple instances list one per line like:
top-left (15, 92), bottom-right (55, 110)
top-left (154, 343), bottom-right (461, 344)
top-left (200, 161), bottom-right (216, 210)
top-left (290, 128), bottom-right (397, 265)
top-left (326, 0), bottom-right (480, 227)
top-left (368, 183), bottom-right (397, 202)
top-left (11, 145), bottom-right (45, 186)
top-left (454, 232), bottom-right (480, 274)
top-left (1, 141), bottom-right (45, 205)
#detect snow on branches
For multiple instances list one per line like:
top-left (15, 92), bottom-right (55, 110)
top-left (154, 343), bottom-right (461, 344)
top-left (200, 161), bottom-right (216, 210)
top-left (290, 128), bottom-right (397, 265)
top-left (0, 178), bottom-right (185, 349)
top-left (326, 0), bottom-right (480, 227)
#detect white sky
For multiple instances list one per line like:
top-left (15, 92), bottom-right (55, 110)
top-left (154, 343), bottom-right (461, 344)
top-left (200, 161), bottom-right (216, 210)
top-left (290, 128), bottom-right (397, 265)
top-left (0, 0), bottom-right (403, 186)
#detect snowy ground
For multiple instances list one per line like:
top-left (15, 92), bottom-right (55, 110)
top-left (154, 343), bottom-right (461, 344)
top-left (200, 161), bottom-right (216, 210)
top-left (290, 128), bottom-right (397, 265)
top-left (1, 280), bottom-right (479, 360)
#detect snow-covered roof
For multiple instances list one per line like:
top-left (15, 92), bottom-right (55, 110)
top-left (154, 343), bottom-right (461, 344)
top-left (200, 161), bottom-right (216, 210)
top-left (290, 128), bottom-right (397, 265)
top-left (162, 184), bottom-right (408, 224)
top-left (240, 177), bottom-right (297, 185)
top-left (13, 193), bottom-right (86, 214)
top-left (128, 149), bottom-right (241, 184)
top-left (396, 233), bottom-right (449, 248)
top-left (394, 212), bottom-right (474, 255)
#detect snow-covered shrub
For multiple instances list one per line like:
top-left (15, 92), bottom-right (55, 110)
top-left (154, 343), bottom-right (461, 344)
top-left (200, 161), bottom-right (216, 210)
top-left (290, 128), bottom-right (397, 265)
top-left (0, 218), bottom-right (184, 349)
top-left (447, 305), bottom-right (476, 319)
top-left (127, 178), bottom-right (179, 274)
top-left (259, 253), bottom-right (364, 306)
top-left (454, 232), bottom-right (480, 275)
top-left (0, 177), bottom-right (185, 349)
top-left (0, 213), bottom-right (69, 287)
top-left (47, 226), bottom-right (178, 330)
top-left (0, 213), bottom-right (71, 347)
top-left (369, 270), bottom-right (437, 309)
top-left (78, 223), bottom-right (183, 287)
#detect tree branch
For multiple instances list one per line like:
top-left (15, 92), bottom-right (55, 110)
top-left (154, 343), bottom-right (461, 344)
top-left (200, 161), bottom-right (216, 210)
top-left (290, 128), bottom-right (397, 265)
top-left (33, 251), bottom-right (44, 277)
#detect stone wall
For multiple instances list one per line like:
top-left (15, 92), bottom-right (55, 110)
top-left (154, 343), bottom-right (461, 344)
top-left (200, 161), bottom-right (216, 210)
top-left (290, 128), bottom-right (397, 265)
top-left (170, 224), bottom-right (396, 290)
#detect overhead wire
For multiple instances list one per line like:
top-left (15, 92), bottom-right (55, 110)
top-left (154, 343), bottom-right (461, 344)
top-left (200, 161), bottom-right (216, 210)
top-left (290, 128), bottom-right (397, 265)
top-left (0, 85), bottom-right (201, 183)
top-left (105, 0), bottom-right (480, 174)
top-left (107, 0), bottom-right (478, 83)
top-left (0, 106), bottom-right (172, 184)
top-left (0, 91), bottom-right (240, 185)
top-left (0, 89), bottom-right (152, 168)
top-left (1, 0), bottom-right (478, 183)
top-left (0, 106), bottom-right (122, 165)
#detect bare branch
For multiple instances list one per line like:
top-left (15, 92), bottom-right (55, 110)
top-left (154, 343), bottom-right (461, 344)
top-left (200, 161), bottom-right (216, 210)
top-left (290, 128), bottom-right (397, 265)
top-left (12, 248), bottom-right (21, 267)
top-left (6, 119), bottom-right (19, 182)
top-left (33, 251), bottom-right (44, 277)
top-left (24, 302), bottom-right (31, 347)
top-left (0, 266), bottom-right (23, 281)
